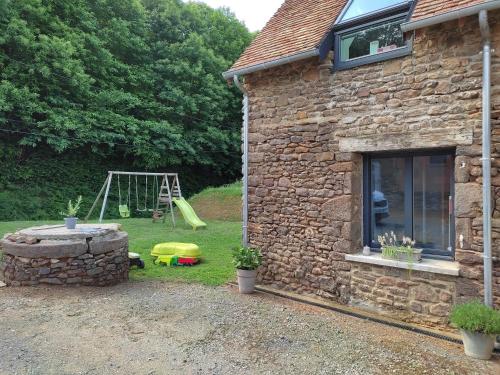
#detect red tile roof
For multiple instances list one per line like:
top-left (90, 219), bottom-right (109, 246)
top-left (411, 0), bottom-right (487, 21)
top-left (225, 0), bottom-right (497, 76)
top-left (227, 0), bottom-right (348, 73)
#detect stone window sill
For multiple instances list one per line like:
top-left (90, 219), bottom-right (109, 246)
top-left (345, 253), bottom-right (460, 276)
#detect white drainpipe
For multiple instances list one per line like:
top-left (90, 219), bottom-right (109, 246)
top-left (479, 10), bottom-right (493, 308)
top-left (233, 75), bottom-right (249, 247)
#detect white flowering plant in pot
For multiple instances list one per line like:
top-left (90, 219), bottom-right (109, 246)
top-left (378, 231), bottom-right (422, 265)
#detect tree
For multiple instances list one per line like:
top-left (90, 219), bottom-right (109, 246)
top-left (0, 0), bottom-right (252, 171)
top-left (0, 0), bottom-right (253, 219)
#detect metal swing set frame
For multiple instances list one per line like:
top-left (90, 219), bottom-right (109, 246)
top-left (85, 171), bottom-right (182, 226)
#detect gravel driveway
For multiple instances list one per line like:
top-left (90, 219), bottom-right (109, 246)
top-left (1, 281), bottom-right (498, 375)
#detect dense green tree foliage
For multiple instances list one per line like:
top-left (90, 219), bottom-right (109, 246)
top-left (0, 0), bottom-right (251, 219)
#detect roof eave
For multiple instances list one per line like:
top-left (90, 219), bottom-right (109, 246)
top-left (401, 0), bottom-right (500, 32)
top-left (222, 48), bottom-right (319, 80)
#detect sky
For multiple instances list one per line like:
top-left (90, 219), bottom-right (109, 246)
top-left (188, 0), bottom-right (285, 31)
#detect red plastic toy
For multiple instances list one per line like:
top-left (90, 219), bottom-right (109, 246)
top-left (177, 257), bottom-right (198, 266)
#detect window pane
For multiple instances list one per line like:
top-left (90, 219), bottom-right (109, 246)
top-left (340, 20), bottom-right (405, 61)
top-left (340, 0), bottom-right (407, 21)
top-left (413, 155), bottom-right (453, 252)
top-left (370, 158), bottom-right (407, 246)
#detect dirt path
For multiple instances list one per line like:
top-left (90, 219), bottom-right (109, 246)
top-left (0, 281), bottom-right (498, 375)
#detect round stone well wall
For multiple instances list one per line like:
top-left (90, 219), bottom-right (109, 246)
top-left (0, 224), bottom-right (129, 287)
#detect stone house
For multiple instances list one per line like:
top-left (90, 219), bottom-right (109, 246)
top-left (223, 0), bottom-right (500, 327)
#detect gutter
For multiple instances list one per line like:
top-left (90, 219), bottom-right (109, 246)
top-left (233, 75), bottom-right (249, 247)
top-left (223, 1), bottom-right (500, 79)
top-left (223, 49), bottom-right (319, 80)
top-left (401, 0), bottom-right (500, 32)
top-left (479, 10), bottom-right (493, 308)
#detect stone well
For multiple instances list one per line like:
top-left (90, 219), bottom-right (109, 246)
top-left (0, 224), bottom-right (129, 287)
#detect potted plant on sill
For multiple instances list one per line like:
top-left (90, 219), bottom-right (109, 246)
top-left (378, 231), bottom-right (422, 264)
top-left (232, 246), bottom-right (262, 294)
top-left (450, 300), bottom-right (500, 360)
top-left (61, 196), bottom-right (82, 230)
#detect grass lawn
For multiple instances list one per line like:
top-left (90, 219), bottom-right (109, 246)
top-left (0, 217), bottom-right (242, 286)
top-left (190, 181), bottom-right (242, 222)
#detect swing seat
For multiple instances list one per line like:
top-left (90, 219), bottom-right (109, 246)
top-left (119, 204), bottom-right (131, 218)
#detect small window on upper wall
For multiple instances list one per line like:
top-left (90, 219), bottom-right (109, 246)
top-left (334, 0), bottom-right (414, 70)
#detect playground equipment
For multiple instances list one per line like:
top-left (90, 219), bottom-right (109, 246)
top-left (172, 197), bottom-right (207, 230)
top-left (151, 242), bottom-right (201, 266)
top-left (118, 175), bottom-right (131, 218)
top-left (85, 171), bottom-right (182, 226)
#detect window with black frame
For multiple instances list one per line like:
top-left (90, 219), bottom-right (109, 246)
top-left (363, 152), bottom-right (455, 259)
top-left (334, 0), bottom-right (414, 70)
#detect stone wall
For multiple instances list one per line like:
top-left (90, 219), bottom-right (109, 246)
top-left (351, 264), bottom-right (456, 327)
top-left (0, 231), bottom-right (129, 286)
top-left (244, 12), bottom-right (500, 325)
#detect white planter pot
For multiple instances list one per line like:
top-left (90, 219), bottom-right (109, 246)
top-left (461, 330), bottom-right (496, 360)
top-left (381, 248), bottom-right (423, 263)
top-left (64, 217), bottom-right (78, 230)
top-left (396, 248), bottom-right (423, 263)
top-left (237, 269), bottom-right (257, 294)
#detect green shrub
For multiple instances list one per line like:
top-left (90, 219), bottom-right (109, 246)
top-left (450, 301), bottom-right (500, 334)
top-left (232, 247), bottom-right (262, 270)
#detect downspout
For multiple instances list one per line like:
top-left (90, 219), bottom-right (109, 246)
top-left (479, 10), bottom-right (493, 308)
top-left (233, 75), bottom-right (249, 247)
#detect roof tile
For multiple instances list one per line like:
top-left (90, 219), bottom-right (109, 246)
top-left (227, 0), bottom-right (492, 75)
top-left (229, 0), bottom-right (347, 72)
top-left (411, 0), bottom-right (486, 21)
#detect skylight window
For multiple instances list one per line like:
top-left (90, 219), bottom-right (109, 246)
top-left (339, 0), bottom-right (408, 22)
top-left (333, 0), bottom-right (414, 70)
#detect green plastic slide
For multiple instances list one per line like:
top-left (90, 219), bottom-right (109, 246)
top-left (172, 197), bottom-right (207, 230)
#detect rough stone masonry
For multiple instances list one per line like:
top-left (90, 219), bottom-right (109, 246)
top-left (0, 226), bottom-right (129, 287)
top-left (244, 13), bottom-right (500, 326)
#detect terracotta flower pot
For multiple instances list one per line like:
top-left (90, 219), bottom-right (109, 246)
top-left (237, 269), bottom-right (257, 294)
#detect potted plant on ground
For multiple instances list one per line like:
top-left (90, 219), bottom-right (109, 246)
top-left (450, 300), bottom-right (500, 360)
top-left (232, 246), bottom-right (262, 294)
top-left (378, 231), bottom-right (422, 264)
top-left (61, 196), bottom-right (82, 229)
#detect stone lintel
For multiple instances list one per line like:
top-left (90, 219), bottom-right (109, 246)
top-left (338, 128), bottom-right (473, 153)
top-left (345, 253), bottom-right (460, 276)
